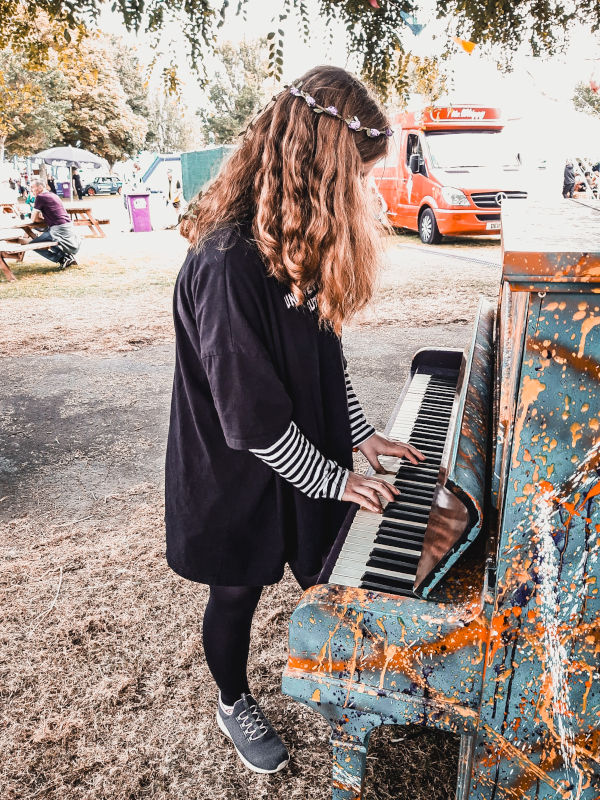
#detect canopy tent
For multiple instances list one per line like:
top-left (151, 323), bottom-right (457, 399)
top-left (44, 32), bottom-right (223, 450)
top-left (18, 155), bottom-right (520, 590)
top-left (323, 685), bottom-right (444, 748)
top-left (32, 146), bottom-right (105, 168)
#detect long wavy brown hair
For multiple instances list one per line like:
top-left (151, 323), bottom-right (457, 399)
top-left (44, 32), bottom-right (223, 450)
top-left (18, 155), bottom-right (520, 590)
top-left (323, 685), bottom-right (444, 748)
top-left (181, 65), bottom-right (390, 334)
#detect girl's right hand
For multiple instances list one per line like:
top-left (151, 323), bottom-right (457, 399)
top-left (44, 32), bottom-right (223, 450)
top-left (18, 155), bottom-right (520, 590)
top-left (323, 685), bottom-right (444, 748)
top-left (342, 471), bottom-right (399, 513)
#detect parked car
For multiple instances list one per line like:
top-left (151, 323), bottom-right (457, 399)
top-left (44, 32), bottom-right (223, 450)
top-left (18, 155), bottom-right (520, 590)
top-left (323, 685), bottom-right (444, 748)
top-left (83, 176), bottom-right (123, 196)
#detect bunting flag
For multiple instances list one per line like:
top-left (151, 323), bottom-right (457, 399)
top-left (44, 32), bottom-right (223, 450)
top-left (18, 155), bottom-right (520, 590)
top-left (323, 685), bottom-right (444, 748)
top-left (399, 10), bottom-right (425, 35)
top-left (452, 36), bottom-right (477, 54)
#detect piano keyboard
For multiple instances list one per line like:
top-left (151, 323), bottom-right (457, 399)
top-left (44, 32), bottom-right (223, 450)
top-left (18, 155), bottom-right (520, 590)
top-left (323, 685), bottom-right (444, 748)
top-left (330, 371), bottom-right (459, 596)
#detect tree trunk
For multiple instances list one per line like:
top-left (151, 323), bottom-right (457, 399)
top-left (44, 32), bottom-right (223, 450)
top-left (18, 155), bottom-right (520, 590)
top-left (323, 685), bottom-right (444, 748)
top-left (0, 135), bottom-right (5, 163)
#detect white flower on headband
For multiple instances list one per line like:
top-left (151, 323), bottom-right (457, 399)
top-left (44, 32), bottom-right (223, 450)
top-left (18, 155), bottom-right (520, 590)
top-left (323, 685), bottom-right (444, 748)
top-left (287, 85), bottom-right (392, 138)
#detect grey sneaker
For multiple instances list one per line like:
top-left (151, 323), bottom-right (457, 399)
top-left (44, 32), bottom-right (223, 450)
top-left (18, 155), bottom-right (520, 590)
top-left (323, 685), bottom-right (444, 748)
top-left (216, 693), bottom-right (289, 774)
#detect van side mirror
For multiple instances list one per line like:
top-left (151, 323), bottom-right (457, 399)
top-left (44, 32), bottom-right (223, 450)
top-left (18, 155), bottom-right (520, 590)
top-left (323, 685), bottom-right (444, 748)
top-left (409, 153), bottom-right (421, 174)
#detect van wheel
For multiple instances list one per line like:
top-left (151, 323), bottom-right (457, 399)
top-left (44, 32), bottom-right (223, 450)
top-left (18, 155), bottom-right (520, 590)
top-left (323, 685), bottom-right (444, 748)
top-left (419, 208), bottom-right (442, 244)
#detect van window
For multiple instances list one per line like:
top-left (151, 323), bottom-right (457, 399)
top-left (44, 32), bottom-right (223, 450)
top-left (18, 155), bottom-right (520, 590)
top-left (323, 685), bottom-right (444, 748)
top-left (406, 133), bottom-right (426, 175)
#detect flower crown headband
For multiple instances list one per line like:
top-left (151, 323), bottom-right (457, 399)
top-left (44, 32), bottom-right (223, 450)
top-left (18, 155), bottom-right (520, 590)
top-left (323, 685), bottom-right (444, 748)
top-left (288, 85), bottom-right (393, 139)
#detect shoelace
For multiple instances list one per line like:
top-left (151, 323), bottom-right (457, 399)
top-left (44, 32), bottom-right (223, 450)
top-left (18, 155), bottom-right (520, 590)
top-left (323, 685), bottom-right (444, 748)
top-left (236, 700), bottom-right (270, 742)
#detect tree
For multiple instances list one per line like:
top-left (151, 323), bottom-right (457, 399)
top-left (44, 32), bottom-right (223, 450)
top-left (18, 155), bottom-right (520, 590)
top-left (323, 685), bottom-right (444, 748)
top-left (1, 54), bottom-right (70, 157)
top-left (2, 1), bottom-right (599, 100)
top-left (573, 82), bottom-right (600, 118)
top-left (146, 92), bottom-right (195, 152)
top-left (58, 36), bottom-right (148, 166)
top-left (387, 54), bottom-right (449, 109)
top-left (197, 40), bottom-right (269, 145)
top-left (0, 55), bottom-right (42, 161)
top-left (110, 37), bottom-right (151, 120)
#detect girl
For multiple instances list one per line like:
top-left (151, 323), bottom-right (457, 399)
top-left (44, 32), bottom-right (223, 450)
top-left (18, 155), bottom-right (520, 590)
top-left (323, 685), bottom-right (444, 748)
top-left (165, 65), bottom-right (424, 774)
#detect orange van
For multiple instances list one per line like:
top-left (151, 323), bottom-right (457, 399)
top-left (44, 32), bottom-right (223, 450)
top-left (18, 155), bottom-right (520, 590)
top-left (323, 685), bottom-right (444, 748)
top-left (372, 106), bottom-right (527, 243)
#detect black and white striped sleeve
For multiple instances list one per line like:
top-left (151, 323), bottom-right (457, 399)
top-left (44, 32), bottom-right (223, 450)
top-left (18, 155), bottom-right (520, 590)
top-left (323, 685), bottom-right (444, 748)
top-left (250, 422), bottom-right (349, 500)
top-left (344, 369), bottom-right (375, 446)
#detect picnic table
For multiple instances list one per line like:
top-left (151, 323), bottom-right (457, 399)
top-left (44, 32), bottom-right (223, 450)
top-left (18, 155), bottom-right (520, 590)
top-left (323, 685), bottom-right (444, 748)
top-left (0, 229), bottom-right (59, 282)
top-left (3, 206), bottom-right (109, 239)
top-left (64, 204), bottom-right (109, 238)
top-left (1, 201), bottom-right (21, 219)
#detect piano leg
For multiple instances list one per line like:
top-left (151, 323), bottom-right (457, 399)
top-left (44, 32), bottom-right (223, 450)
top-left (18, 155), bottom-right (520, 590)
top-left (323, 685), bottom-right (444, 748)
top-left (290, 693), bottom-right (382, 800)
top-left (455, 734), bottom-right (475, 800)
top-left (329, 708), bottom-right (382, 800)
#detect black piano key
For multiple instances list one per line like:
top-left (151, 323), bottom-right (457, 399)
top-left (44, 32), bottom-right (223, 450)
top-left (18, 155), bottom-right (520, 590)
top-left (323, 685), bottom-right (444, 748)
top-left (379, 520), bottom-right (426, 537)
top-left (367, 556), bottom-right (419, 575)
top-left (395, 480), bottom-right (435, 496)
top-left (410, 424), bottom-right (447, 437)
top-left (370, 548), bottom-right (420, 567)
top-left (376, 532), bottom-right (423, 550)
top-left (384, 507), bottom-right (429, 524)
top-left (397, 465), bottom-right (439, 479)
top-left (379, 519), bottom-right (426, 536)
top-left (360, 580), bottom-right (414, 597)
top-left (418, 404), bottom-right (452, 415)
top-left (408, 440), bottom-right (443, 448)
top-left (360, 573), bottom-right (415, 595)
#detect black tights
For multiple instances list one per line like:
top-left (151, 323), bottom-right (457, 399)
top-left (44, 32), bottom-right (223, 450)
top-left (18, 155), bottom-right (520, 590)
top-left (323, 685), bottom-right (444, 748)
top-left (202, 570), bottom-right (315, 706)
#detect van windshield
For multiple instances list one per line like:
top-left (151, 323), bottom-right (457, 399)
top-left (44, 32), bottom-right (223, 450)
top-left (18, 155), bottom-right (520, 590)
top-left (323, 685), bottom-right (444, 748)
top-left (425, 131), bottom-right (519, 170)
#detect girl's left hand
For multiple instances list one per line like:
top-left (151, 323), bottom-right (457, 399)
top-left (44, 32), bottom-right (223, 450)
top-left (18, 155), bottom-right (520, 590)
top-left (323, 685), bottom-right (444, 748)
top-left (358, 432), bottom-right (425, 474)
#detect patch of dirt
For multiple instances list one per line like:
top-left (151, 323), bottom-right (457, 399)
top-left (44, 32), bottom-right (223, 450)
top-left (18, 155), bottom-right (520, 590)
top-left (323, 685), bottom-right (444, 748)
top-left (1, 228), bottom-right (501, 799)
top-left (0, 485), bottom-right (459, 800)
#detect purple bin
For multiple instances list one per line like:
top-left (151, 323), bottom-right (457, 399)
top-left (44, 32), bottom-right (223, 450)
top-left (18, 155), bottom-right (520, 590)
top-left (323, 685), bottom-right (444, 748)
top-left (126, 192), bottom-right (153, 232)
top-left (61, 182), bottom-right (71, 199)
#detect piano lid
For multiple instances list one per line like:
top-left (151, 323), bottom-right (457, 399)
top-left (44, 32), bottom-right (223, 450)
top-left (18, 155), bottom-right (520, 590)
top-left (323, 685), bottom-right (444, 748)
top-left (501, 199), bottom-right (600, 284)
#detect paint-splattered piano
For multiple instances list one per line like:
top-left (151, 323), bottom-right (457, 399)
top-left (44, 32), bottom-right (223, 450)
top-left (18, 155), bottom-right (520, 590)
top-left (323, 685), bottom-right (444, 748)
top-left (282, 201), bottom-right (600, 799)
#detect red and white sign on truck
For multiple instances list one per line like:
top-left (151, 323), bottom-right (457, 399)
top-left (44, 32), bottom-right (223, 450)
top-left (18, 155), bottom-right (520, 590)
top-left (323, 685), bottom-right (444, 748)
top-left (372, 106), bottom-right (527, 244)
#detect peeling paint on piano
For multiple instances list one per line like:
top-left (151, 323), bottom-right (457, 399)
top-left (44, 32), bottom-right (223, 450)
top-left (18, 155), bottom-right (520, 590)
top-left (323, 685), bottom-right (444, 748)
top-left (282, 202), bottom-right (600, 800)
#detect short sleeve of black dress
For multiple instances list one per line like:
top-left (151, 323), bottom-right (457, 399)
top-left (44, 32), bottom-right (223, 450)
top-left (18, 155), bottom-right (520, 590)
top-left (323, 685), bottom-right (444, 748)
top-left (165, 227), bottom-right (353, 587)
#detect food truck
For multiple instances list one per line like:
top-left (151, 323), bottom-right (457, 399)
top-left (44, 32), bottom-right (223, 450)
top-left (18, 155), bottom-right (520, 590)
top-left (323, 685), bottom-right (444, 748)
top-left (372, 106), bottom-right (527, 243)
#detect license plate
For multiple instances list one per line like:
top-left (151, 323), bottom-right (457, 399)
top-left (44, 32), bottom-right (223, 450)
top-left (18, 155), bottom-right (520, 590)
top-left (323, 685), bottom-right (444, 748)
top-left (486, 221), bottom-right (501, 230)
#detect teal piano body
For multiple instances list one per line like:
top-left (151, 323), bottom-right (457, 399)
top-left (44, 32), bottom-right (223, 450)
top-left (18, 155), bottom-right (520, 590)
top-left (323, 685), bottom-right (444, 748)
top-left (282, 201), bottom-right (600, 799)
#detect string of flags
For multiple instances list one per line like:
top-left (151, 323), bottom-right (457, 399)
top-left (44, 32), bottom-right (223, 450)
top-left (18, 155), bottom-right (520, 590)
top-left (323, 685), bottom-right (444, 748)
top-left (364, 1), bottom-right (478, 52)
top-left (399, 10), bottom-right (425, 36)
top-left (452, 36), bottom-right (477, 54)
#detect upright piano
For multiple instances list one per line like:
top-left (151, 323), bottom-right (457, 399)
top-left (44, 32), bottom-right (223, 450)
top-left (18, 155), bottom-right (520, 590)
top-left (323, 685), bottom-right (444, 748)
top-left (282, 201), bottom-right (600, 799)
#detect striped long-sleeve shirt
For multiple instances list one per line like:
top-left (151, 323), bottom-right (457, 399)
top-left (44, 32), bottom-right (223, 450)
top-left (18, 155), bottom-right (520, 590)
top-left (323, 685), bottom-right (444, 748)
top-left (250, 370), bottom-right (374, 500)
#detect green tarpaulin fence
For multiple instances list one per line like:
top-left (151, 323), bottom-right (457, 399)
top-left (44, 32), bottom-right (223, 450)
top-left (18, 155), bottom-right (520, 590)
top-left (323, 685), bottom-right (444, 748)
top-left (180, 146), bottom-right (236, 202)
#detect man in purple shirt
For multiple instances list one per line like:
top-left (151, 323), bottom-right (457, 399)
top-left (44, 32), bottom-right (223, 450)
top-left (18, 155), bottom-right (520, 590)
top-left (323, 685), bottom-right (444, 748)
top-left (30, 178), bottom-right (81, 269)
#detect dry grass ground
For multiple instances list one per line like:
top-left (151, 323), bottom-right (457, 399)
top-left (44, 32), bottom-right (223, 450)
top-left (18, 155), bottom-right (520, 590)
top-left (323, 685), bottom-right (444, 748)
top-left (1, 212), bottom-right (501, 800)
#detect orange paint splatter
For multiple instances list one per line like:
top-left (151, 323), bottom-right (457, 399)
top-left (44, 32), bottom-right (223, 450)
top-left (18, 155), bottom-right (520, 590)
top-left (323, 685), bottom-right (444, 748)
top-left (513, 376), bottom-right (546, 468)
top-left (577, 315), bottom-right (600, 358)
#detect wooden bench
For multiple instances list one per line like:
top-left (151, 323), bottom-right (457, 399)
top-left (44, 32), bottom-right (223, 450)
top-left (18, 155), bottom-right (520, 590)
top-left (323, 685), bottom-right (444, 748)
top-left (0, 240), bottom-right (59, 282)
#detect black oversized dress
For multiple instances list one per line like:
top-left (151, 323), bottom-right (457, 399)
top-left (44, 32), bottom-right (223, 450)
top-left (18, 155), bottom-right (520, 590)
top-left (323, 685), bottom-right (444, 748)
top-left (165, 226), bottom-right (354, 586)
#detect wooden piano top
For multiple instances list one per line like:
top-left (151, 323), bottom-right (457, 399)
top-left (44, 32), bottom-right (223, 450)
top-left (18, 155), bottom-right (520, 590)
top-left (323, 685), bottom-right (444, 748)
top-left (501, 199), bottom-right (600, 284)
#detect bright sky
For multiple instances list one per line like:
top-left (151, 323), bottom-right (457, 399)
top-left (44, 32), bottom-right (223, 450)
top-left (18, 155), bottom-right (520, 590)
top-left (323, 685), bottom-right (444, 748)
top-left (99, 0), bottom-right (600, 162)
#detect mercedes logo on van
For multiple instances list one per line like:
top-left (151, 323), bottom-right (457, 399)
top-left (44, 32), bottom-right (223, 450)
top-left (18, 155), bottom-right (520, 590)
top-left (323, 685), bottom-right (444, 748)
top-left (495, 192), bottom-right (508, 205)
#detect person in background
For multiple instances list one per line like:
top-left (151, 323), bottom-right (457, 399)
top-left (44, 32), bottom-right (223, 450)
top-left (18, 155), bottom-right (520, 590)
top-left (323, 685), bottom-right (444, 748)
top-left (563, 160), bottom-right (575, 198)
top-left (47, 175), bottom-right (57, 194)
top-left (29, 177), bottom-right (81, 269)
top-left (72, 168), bottom-right (84, 201)
top-left (166, 169), bottom-right (183, 209)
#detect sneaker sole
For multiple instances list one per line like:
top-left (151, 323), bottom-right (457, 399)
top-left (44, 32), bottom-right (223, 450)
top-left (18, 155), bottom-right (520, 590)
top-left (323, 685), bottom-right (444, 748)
top-left (216, 711), bottom-right (289, 774)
